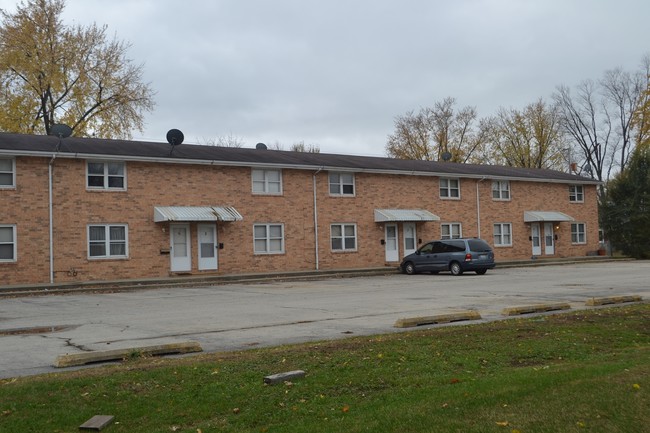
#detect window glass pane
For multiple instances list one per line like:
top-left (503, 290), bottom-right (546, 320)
top-left (268, 182), bottom-right (281, 193)
top-left (88, 162), bottom-right (104, 174)
top-left (201, 243), bottom-right (215, 258)
top-left (252, 180), bottom-right (265, 193)
top-left (108, 176), bottom-right (124, 188)
top-left (89, 243), bottom-right (106, 257)
top-left (329, 173), bottom-right (340, 184)
top-left (252, 170), bottom-right (264, 181)
top-left (89, 226), bottom-right (105, 241)
top-left (267, 170), bottom-right (280, 181)
top-left (341, 173), bottom-right (353, 184)
top-left (107, 162), bottom-right (123, 175)
top-left (269, 225), bottom-right (282, 237)
top-left (110, 243), bottom-right (126, 256)
top-left (342, 184), bottom-right (354, 194)
top-left (344, 238), bottom-right (356, 249)
top-left (331, 225), bottom-right (342, 237)
top-left (254, 226), bottom-right (267, 238)
top-left (331, 238), bottom-right (342, 250)
top-left (329, 183), bottom-right (340, 194)
top-left (0, 227), bottom-right (13, 242)
top-left (0, 159), bottom-right (11, 171)
top-left (109, 226), bottom-right (125, 241)
top-left (88, 175), bottom-right (104, 187)
top-left (0, 173), bottom-right (12, 185)
top-left (255, 239), bottom-right (267, 252)
top-left (0, 244), bottom-right (14, 260)
top-left (269, 239), bottom-right (282, 252)
top-left (344, 225), bottom-right (355, 236)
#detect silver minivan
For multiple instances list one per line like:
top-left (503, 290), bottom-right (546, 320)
top-left (400, 238), bottom-right (496, 276)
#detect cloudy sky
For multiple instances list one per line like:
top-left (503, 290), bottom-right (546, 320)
top-left (2, 0), bottom-right (649, 156)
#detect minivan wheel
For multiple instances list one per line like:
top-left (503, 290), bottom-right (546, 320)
top-left (449, 261), bottom-right (463, 276)
top-left (404, 262), bottom-right (416, 275)
top-left (475, 269), bottom-right (487, 275)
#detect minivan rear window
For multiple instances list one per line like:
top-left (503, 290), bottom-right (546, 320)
top-left (443, 240), bottom-right (466, 252)
top-left (468, 239), bottom-right (492, 251)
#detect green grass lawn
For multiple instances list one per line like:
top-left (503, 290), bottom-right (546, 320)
top-left (1, 304), bottom-right (648, 433)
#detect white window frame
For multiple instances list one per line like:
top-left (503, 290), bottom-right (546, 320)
top-left (492, 180), bottom-right (511, 200)
top-left (329, 172), bottom-right (355, 196)
top-left (87, 161), bottom-right (126, 190)
top-left (330, 223), bottom-right (357, 251)
top-left (87, 224), bottom-right (128, 259)
top-left (0, 157), bottom-right (16, 188)
top-left (0, 224), bottom-right (17, 262)
top-left (571, 222), bottom-right (587, 244)
top-left (493, 223), bottom-right (512, 247)
top-left (253, 223), bottom-right (285, 254)
top-left (569, 185), bottom-right (584, 202)
top-left (252, 169), bottom-right (282, 195)
top-left (440, 178), bottom-right (460, 199)
top-left (441, 223), bottom-right (462, 240)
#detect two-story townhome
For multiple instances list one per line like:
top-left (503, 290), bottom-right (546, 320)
top-left (0, 132), bottom-right (600, 286)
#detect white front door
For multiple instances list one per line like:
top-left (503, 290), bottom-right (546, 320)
top-left (197, 224), bottom-right (218, 270)
top-left (544, 222), bottom-right (555, 255)
top-left (531, 223), bottom-right (542, 256)
top-left (403, 223), bottom-right (417, 256)
top-left (385, 224), bottom-right (399, 262)
top-left (170, 224), bottom-right (191, 272)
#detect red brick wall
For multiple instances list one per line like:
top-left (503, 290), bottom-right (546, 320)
top-left (0, 156), bottom-right (601, 285)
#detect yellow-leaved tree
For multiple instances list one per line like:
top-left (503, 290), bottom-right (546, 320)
top-left (0, 0), bottom-right (155, 138)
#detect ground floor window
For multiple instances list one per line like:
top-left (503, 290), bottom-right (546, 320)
top-left (571, 222), bottom-right (586, 244)
top-left (254, 223), bottom-right (285, 254)
top-left (88, 224), bottom-right (128, 258)
top-left (0, 225), bottom-right (16, 261)
top-left (493, 223), bottom-right (512, 246)
top-left (441, 223), bottom-right (462, 239)
top-left (331, 223), bottom-right (357, 251)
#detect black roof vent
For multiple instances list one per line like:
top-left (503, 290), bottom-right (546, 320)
top-left (256, 142), bottom-right (267, 150)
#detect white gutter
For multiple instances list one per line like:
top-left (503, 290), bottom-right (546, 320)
top-left (313, 167), bottom-right (323, 270)
top-left (48, 153), bottom-right (56, 284)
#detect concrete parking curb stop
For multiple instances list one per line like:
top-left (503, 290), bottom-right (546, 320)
top-left (54, 341), bottom-right (202, 368)
top-left (501, 302), bottom-right (571, 316)
top-left (394, 311), bottom-right (482, 328)
top-left (585, 295), bottom-right (643, 306)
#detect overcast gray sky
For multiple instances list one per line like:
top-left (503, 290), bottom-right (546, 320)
top-left (2, 0), bottom-right (649, 156)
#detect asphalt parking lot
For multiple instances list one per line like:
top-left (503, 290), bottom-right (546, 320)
top-left (0, 261), bottom-right (648, 379)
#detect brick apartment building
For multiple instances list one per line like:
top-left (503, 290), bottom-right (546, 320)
top-left (0, 132), bottom-right (600, 286)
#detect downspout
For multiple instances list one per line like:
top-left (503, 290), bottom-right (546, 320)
top-left (313, 167), bottom-right (323, 270)
top-left (476, 177), bottom-right (487, 238)
top-left (48, 153), bottom-right (56, 284)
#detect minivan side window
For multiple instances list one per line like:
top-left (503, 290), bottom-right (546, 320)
top-left (419, 243), bottom-right (434, 254)
top-left (443, 240), bottom-right (465, 252)
top-left (430, 242), bottom-right (446, 254)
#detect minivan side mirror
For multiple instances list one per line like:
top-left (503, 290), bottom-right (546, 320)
top-left (415, 250), bottom-right (421, 255)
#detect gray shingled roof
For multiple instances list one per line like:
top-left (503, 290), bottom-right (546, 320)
top-left (0, 131), bottom-right (598, 183)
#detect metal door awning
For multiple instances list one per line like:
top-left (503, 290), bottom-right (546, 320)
top-left (374, 209), bottom-right (440, 222)
top-left (523, 211), bottom-right (575, 222)
top-left (153, 206), bottom-right (243, 222)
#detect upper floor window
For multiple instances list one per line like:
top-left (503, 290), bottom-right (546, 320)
top-left (253, 223), bottom-right (285, 254)
top-left (492, 180), bottom-right (510, 200)
top-left (87, 161), bottom-right (126, 190)
top-left (440, 178), bottom-right (460, 199)
top-left (569, 185), bottom-right (584, 202)
top-left (0, 225), bottom-right (16, 262)
top-left (571, 223), bottom-right (586, 244)
top-left (493, 223), bottom-right (512, 247)
top-left (252, 169), bottom-right (282, 195)
top-left (441, 223), bottom-right (462, 239)
top-left (0, 157), bottom-right (15, 188)
top-left (331, 223), bottom-right (357, 251)
top-left (88, 224), bottom-right (128, 258)
top-left (329, 172), bottom-right (355, 196)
